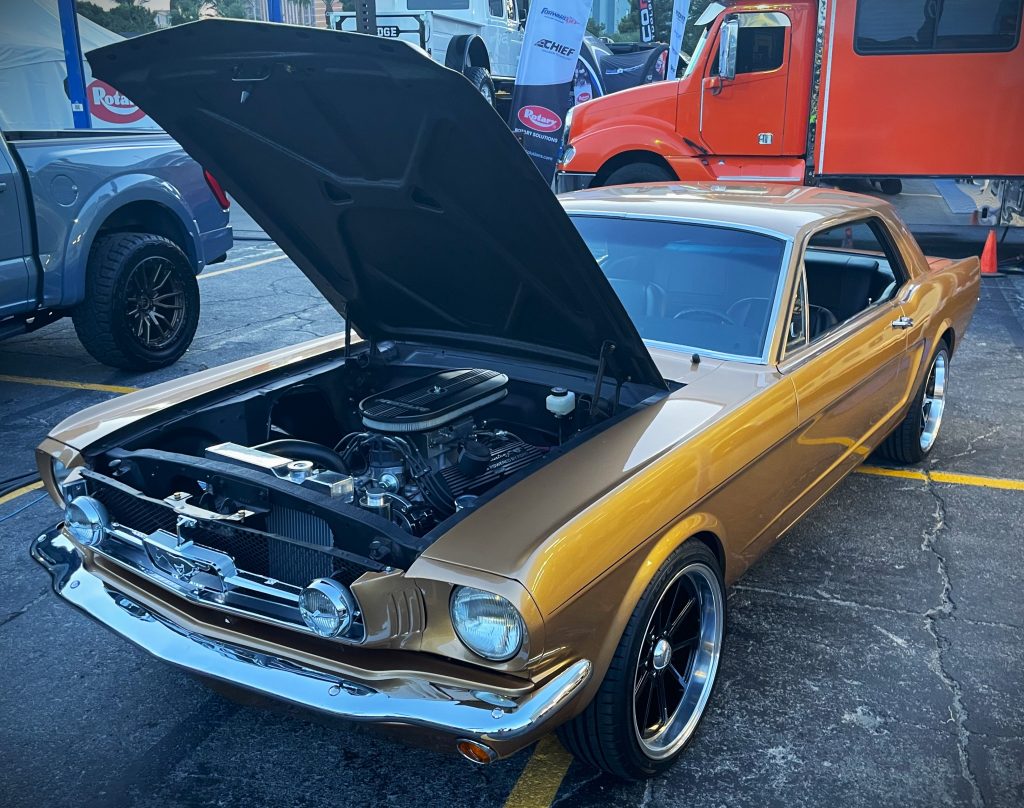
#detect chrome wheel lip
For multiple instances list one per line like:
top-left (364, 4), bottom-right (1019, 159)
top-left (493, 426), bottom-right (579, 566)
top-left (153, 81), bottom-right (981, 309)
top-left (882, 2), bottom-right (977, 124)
top-left (632, 562), bottom-right (723, 760)
top-left (920, 351), bottom-right (947, 453)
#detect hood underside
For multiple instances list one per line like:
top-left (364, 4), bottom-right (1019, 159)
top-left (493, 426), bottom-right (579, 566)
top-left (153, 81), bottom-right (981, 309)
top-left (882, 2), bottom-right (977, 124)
top-left (88, 20), bottom-right (664, 388)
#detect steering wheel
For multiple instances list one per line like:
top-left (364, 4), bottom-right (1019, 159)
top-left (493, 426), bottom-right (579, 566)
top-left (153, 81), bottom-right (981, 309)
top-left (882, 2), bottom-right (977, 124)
top-left (673, 308), bottom-right (735, 326)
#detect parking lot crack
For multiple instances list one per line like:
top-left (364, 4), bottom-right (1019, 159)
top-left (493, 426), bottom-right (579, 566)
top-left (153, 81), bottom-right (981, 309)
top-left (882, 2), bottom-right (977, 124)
top-left (921, 479), bottom-right (984, 808)
top-left (0, 587), bottom-right (50, 628)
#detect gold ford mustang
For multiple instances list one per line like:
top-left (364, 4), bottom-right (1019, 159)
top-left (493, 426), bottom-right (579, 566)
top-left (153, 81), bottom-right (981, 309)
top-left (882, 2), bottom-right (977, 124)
top-left (32, 21), bottom-right (979, 779)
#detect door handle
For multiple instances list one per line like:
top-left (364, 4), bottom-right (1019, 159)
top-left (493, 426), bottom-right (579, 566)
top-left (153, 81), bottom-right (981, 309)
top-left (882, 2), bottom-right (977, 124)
top-left (891, 316), bottom-right (914, 329)
top-left (0, 182), bottom-right (7, 192)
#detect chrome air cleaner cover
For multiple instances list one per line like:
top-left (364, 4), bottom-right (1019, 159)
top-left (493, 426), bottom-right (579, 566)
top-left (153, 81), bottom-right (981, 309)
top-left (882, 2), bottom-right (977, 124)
top-left (358, 369), bottom-right (508, 432)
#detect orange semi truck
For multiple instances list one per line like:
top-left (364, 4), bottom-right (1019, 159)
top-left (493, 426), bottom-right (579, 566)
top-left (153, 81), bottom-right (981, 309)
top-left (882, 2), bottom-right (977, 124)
top-left (555, 0), bottom-right (1024, 197)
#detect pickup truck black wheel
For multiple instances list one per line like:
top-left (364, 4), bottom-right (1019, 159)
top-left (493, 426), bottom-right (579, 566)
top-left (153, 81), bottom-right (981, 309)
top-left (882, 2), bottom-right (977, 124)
top-left (557, 542), bottom-right (725, 779)
top-left (603, 162), bottom-right (674, 186)
top-left (878, 344), bottom-right (949, 465)
top-left (73, 232), bottom-right (199, 370)
top-left (465, 66), bottom-right (496, 106)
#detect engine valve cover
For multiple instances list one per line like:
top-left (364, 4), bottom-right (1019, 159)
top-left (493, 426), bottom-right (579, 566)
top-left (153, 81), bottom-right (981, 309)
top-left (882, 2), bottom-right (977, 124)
top-left (359, 369), bottom-right (508, 432)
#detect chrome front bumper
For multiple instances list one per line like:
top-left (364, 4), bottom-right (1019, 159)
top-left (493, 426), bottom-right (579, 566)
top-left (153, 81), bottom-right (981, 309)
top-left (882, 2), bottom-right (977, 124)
top-left (31, 524), bottom-right (592, 756)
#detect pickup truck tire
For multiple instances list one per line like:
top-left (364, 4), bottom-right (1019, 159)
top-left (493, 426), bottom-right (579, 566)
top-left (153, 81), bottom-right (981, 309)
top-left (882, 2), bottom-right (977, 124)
top-left (464, 66), bottom-right (496, 107)
top-left (603, 163), bottom-right (675, 186)
top-left (72, 232), bottom-right (199, 371)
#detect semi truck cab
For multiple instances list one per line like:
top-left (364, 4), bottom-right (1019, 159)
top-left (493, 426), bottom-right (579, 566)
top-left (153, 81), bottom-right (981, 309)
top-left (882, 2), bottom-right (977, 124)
top-left (556, 0), bottom-right (1024, 192)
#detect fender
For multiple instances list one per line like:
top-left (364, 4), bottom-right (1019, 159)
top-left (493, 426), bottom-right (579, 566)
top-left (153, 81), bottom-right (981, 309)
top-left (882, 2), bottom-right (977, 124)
top-left (570, 122), bottom-right (696, 177)
top-left (444, 34), bottom-right (490, 76)
top-left (52, 174), bottom-right (203, 309)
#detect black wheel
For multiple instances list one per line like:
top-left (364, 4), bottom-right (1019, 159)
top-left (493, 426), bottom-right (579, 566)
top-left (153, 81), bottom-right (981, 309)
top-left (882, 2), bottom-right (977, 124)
top-left (464, 66), bottom-right (495, 106)
top-left (879, 178), bottom-right (903, 195)
top-left (557, 542), bottom-right (725, 779)
top-left (603, 162), bottom-right (675, 186)
top-left (73, 232), bottom-right (200, 370)
top-left (878, 344), bottom-right (949, 465)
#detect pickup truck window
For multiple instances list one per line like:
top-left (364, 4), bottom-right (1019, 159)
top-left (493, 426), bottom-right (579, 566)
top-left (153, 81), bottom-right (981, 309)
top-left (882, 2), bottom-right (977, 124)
top-left (571, 216), bottom-right (787, 363)
top-left (855, 0), bottom-right (1023, 54)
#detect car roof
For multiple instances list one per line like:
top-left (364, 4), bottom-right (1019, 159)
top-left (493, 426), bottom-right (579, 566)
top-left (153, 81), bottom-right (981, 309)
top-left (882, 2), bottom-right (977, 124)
top-left (559, 182), bottom-right (893, 240)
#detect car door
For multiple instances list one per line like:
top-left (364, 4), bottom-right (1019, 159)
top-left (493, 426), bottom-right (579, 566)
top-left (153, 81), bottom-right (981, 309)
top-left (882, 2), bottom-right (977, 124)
top-left (0, 139), bottom-right (34, 318)
top-left (699, 11), bottom-right (792, 156)
top-left (771, 219), bottom-right (915, 523)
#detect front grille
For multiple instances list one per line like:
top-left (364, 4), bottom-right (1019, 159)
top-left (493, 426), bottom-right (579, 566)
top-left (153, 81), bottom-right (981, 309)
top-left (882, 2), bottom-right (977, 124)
top-left (89, 478), bottom-right (364, 587)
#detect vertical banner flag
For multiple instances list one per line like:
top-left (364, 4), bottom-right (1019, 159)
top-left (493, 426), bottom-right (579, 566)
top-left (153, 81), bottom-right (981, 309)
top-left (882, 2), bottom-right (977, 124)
top-left (509, 0), bottom-right (593, 183)
top-left (638, 0), bottom-right (655, 43)
top-left (668, 0), bottom-right (692, 79)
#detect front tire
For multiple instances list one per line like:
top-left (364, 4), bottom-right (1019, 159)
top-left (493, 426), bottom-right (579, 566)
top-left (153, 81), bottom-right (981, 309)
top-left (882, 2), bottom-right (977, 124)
top-left (603, 162), bottom-right (675, 186)
top-left (557, 542), bottom-right (725, 779)
top-left (464, 66), bottom-right (496, 107)
top-left (73, 232), bottom-right (200, 371)
top-left (878, 344), bottom-right (949, 464)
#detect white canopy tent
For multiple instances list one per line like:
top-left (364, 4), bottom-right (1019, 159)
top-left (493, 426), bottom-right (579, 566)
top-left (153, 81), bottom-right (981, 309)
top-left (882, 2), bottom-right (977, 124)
top-left (0, 0), bottom-right (158, 130)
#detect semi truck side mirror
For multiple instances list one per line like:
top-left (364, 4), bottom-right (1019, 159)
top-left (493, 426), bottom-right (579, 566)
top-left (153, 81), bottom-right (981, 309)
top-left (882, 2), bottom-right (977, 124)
top-left (718, 18), bottom-right (738, 81)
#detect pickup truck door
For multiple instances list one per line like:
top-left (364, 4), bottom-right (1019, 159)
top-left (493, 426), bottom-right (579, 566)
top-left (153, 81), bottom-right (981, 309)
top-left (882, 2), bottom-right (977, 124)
top-left (699, 12), bottom-right (792, 157)
top-left (0, 139), bottom-right (34, 318)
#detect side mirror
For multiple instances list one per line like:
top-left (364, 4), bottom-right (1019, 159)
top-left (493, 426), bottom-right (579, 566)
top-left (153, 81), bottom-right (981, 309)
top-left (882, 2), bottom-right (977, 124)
top-left (718, 18), bottom-right (738, 81)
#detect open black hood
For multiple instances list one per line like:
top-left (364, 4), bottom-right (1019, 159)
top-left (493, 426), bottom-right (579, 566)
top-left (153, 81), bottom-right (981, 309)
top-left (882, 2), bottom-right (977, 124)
top-left (88, 20), bottom-right (664, 388)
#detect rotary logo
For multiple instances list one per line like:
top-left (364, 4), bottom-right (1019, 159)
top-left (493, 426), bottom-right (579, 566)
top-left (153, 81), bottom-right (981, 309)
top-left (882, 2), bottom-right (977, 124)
top-left (518, 105), bottom-right (563, 133)
top-left (87, 79), bottom-right (146, 124)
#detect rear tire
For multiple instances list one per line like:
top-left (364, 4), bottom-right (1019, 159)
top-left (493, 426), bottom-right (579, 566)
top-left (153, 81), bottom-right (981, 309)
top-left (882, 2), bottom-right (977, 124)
top-left (464, 66), bottom-right (496, 107)
top-left (878, 344), bottom-right (949, 464)
top-left (557, 542), bottom-right (725, 779)
top-left (603, 162), bottom-right (675, 186)
top-left (879, 178), bottom-right (903, 195)
top-left (72, 232), bottom-right (200, 371)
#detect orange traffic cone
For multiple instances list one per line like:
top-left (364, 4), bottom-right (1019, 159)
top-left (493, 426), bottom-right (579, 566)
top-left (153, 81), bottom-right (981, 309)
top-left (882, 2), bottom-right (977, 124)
top-left (980, 229), bottom-right (1000, 277)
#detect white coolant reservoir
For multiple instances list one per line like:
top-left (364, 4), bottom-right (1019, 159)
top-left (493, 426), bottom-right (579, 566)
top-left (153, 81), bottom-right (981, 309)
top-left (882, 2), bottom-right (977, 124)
top-left (546, 387), bottom-right (576, 417)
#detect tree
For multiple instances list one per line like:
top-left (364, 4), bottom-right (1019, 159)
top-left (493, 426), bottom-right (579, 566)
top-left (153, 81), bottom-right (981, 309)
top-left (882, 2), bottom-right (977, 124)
top-left (587, 17), bottom-right (607, 38)
top-left (77, 0), bottom-right (157, 35)
top-left (170, 0), bottom-right (208, 25)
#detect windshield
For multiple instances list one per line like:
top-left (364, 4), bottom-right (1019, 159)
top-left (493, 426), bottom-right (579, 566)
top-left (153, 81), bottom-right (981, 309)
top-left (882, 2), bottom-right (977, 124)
top-left (683, 28), bottom-right (711, 78)
top-left (571, 216), bottom-right (787, 362)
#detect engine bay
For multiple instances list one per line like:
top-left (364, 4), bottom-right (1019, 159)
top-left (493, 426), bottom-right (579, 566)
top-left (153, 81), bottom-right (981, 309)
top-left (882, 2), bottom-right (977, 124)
top-left (80, 355), bottom-right (629, 580)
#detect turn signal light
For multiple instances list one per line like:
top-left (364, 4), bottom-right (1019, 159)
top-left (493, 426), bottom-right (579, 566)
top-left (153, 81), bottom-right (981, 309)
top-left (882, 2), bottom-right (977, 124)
top-left (456, 739), bottom-right (497, 765)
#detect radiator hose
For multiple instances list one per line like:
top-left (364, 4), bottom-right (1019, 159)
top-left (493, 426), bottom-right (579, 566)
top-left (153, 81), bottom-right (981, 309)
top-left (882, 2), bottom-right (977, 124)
top-left (253, 439), bottom-right (348, 474)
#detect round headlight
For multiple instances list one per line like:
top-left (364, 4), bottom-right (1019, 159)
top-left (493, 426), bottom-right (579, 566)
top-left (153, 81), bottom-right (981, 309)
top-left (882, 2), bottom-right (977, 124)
top-left (64, 496), bottom-right (108, 548)
top-left (450, 586), bottom-right (526, 662)
top-left (299, 578), bottom-right (356, 638)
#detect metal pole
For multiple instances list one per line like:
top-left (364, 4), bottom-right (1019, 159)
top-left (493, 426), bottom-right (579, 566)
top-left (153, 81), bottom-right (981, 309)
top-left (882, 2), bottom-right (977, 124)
top-left (356, 0), bottom-right (378, 35)
top-left (57, 0), bottom-right (91, 129)
top-left (267, 0), bottom-right (283, 22)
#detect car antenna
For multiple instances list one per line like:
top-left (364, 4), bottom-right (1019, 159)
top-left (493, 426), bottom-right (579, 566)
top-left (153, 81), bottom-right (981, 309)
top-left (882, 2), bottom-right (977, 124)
top-left (691, 352), bottom-right (701, 366)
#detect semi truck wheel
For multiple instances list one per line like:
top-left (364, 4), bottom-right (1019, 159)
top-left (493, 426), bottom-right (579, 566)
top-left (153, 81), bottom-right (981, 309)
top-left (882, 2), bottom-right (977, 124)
top-left (465, 66), bottom-right (496, 107)
top-left (603, 163), bottom-right (675, 186)
top-left (879, 179), bottom-right (903, 195)
top-left (73, 232), bottom-right (200, 371)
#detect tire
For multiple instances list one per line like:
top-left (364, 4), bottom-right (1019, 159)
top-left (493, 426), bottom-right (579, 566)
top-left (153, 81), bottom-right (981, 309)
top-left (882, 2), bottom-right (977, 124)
top-left (464, 66), bottom-right (496, 107)
top-left (603, 162), bottom-right (675, 186)
top-left (879, 178), bottom-right (903, 195)
top-left (557, 542), bottom-right (725, 779)
top-left (878, 344), bottom-right (949, 465)
top-left (72, 232), bottom-right (200, 371)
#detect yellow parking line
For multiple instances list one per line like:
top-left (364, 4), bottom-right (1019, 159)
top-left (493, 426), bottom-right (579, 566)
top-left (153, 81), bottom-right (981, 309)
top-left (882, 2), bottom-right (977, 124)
top-left (857, 465), bottom-right (1024, 491)
top-left (0, 375), bottom-right (139, 395)
top-left (200, 253), bottom-right (284, 280)
top-left (0, 480), bottom-right (44, 506)
top-left (504, 736), bottom-right (573, 808)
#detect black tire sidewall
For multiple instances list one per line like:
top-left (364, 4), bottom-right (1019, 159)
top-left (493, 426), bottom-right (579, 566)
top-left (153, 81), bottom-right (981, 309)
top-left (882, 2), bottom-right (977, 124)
top-left (79, 234), bottom-right (200, 370)
top-left (604, 163), bottom-right (674, 186)
top-left (465, 66), bottom-right (495, 106)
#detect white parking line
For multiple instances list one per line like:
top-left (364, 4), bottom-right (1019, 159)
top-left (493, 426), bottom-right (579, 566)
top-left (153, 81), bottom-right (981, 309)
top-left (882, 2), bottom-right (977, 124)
top-left (200, 251), bottom-right (286, 280)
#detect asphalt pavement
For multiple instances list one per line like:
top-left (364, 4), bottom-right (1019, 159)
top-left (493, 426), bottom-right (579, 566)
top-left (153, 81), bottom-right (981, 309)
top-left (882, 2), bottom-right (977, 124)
top-left (1, 240), bottom-right (1021, 808)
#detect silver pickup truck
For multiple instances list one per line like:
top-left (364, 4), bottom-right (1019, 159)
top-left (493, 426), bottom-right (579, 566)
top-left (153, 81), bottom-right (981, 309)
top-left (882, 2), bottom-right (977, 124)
top-left (0, 129), bottom-right (231, 370)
